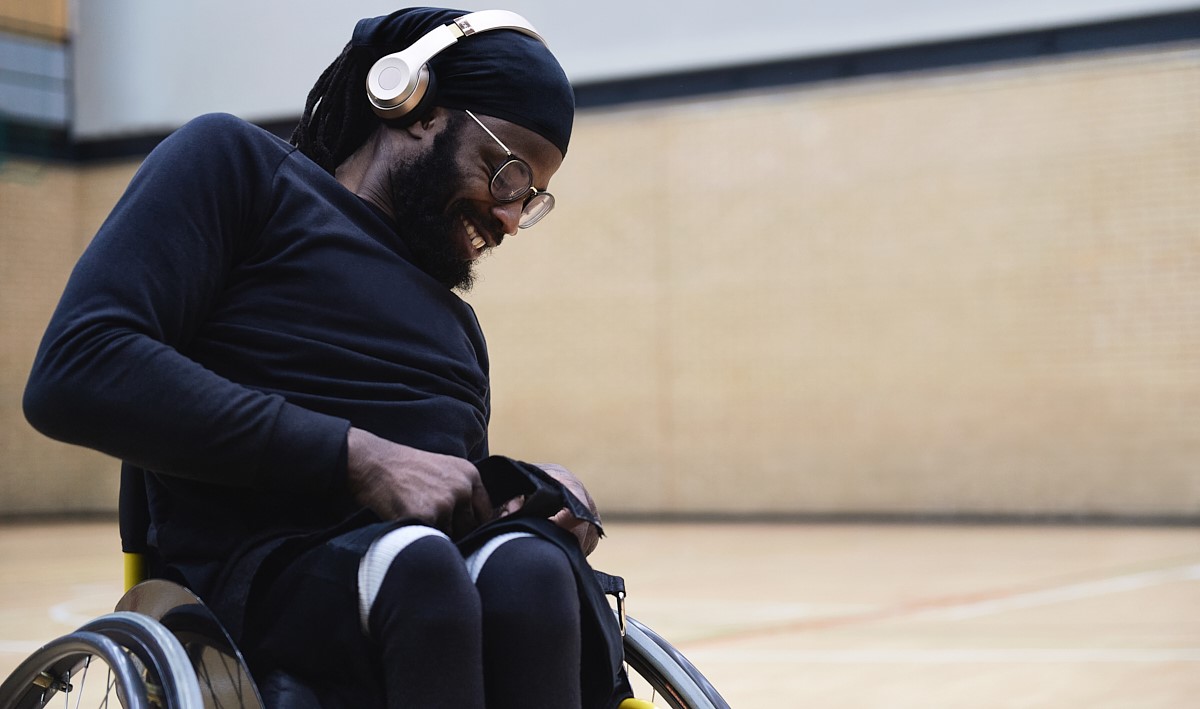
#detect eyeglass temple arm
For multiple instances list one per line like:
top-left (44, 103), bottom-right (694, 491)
top-left (465, 109), bottom-right (514, 155)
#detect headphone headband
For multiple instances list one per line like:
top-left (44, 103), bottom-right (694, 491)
top-left (365, 10), bottom-right (545, 120)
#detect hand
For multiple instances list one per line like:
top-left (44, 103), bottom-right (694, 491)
top-left (537, 463), bottom-right (602, 556)
top-left (345, 427), bottom-right (492, 537)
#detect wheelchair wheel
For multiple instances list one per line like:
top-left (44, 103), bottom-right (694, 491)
top-left (116, 580), bottom-right (264, 709)
top-left (80, 612), bottom-right (205, 708)
top-left (0, 612), bottom-right (205, 709)
top-left (622, 616), bottom-right (731, 709)
top-left (0, 630), bottom-right (154, 709)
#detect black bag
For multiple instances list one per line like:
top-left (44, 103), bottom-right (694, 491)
top-left (464, 456), bottom-right (634, 708)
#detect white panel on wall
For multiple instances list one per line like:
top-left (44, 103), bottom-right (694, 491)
top-left (70, 0), bottom-right (1200, 139)
top-left (0, 31), bottom-right (68, 126)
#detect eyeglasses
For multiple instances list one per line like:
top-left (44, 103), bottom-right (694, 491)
top-left (465, 110), bottom-right (555, 228)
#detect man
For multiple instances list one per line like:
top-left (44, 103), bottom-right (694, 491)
top-left (23, 7), bottom-right (625, 708)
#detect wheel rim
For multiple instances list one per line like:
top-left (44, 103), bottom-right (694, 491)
top-left (0, 631), bottom-right (150, 709)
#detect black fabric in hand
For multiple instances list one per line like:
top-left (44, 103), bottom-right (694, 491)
top-left (474, 456), bottom-right (602, 532)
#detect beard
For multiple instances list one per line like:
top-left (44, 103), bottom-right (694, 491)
top-left (388, 115), bottom-right (496, 291)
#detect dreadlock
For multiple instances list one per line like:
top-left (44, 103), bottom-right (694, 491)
top-left (290, 44), bottom-right (384, 175)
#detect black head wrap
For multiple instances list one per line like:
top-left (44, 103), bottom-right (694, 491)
top-left (351, 7), bottom-right (574, 156)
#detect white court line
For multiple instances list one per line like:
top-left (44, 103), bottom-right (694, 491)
top-left (910, 563), bottom-right (1200, 622)
top-left (684, 648), bottom-right (1200, 664)
top-left (0, 585), bottom-right (118, 658)
top-left (632, 599), bottom-right (877, 617)
top-left (47, 584), bottom-right (121, 627)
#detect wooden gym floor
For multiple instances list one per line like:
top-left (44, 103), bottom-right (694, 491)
top-left (1, 519), bottom-right (1198, 707)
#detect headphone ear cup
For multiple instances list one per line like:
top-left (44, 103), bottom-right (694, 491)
top-left (366, 51), bottom-right (433, 121)
top-left (368, 63), bottom-right (438, 124)
top-left (393, 66), bottom-right (438, 125)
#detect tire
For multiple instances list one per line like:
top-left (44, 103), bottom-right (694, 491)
top-left (622, 616), bottom-right (731, 709)
top-left (0, 630), bottom-right (150, 709)
top-left (116, 580), bottom-right (264, 709)
top-left (81, 612), bottom-right (205, 708)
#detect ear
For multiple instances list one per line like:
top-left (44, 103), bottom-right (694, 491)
top-left (400, 106), bottom-right (450, 142)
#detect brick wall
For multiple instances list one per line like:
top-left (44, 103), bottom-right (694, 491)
top-left (1, 160), bottom-right (133, 513)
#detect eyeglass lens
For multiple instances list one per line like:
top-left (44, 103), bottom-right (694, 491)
top-left (490, 160), bottom-right (554, 228)
top-left (518, 192), bottom-right (553, 228)
top-left (491, 160), bottom-right (532, 202)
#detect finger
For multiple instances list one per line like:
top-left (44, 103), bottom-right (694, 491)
top-left (549, 509), bottom-right (589, 549)
top-left (470, 477), bottom-right (493, 525)
top-left (496, 495), bottom-right (525, 519)
top-left (580, 523), bottom-right (600, 556)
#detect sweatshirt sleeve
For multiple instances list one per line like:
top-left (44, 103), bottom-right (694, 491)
top-left (23, 114), bottom-right (350, 493)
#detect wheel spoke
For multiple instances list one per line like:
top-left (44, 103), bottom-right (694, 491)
top-left (72, 657), bottom-right (88, 709)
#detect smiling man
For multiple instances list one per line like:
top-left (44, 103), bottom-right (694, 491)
top-left (24, 7), bottom-right (623, 709)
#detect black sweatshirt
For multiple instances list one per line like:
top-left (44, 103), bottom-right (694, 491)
top-left (24, 113), bottom-right (491, 593)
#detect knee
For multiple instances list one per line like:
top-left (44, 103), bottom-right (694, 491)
top-left (503, 539), bottom-right (575, 590)
top-left (359, 526), bottom-right (479, 636)
top-left (474, 537), bottom-right (579, 624)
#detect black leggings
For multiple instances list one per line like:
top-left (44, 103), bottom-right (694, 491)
top-left (246, 526), bottom-right (581, 709)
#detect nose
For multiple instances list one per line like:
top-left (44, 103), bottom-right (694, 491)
top-left (491, 200), bottom-right (523, 236)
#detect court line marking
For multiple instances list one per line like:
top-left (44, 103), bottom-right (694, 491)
top-left (684, 648), bottom-right (1200, 664)
top-left (682, 561), bottom-right (1200, 647)
top-left (0, 585), bottom-right (121, 657)
top-left (909, 562), bottom-right (1200, 621)
top-left (48, 584), bottom-right (122, 627)
top-left (631, 599), bottom-right (878, 617)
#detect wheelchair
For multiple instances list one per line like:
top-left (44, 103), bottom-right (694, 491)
top-left (0, 470), bottom-right (730, 709)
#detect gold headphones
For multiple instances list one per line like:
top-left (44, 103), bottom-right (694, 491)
top-left (364, 10), bottom-right (545, 121)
